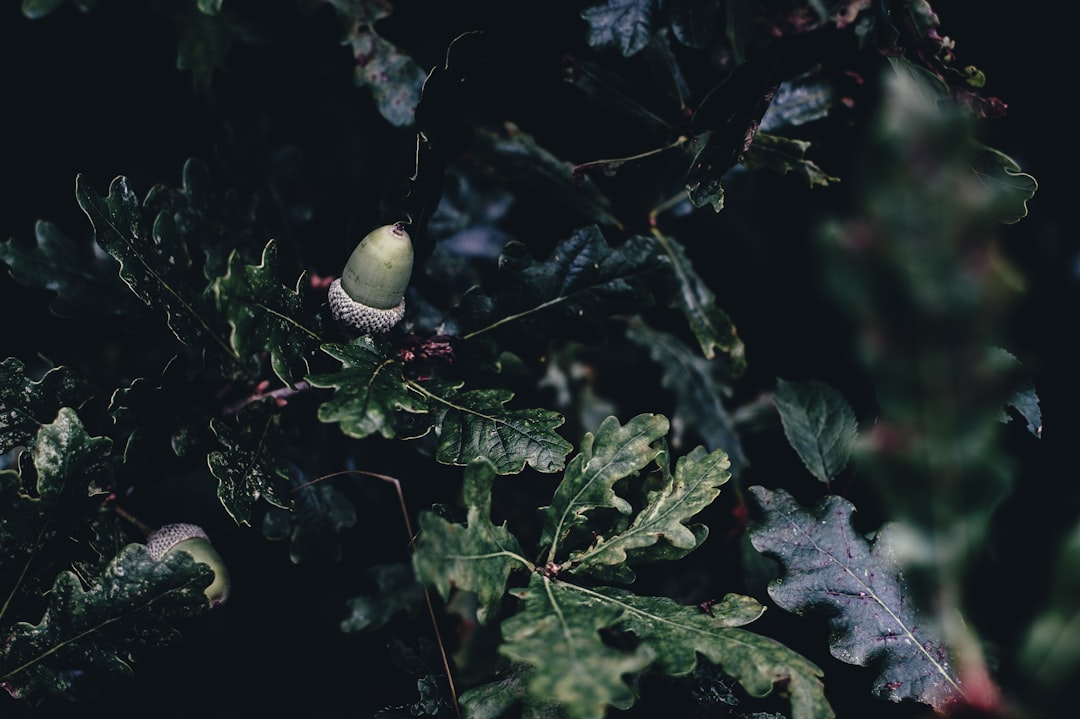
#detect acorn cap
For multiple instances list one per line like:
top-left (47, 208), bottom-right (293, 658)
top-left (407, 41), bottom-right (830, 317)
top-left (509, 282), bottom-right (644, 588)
top-left (146, 522), bottom-right (231, 607)
top-left (329, 222), bottom-right (413, 334)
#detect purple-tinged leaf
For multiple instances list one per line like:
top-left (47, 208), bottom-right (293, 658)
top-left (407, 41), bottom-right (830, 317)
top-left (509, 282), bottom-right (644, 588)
top-left (747, 486), bottom-right (965, 712)
top-left (581, 0), bottom-right (657, 57)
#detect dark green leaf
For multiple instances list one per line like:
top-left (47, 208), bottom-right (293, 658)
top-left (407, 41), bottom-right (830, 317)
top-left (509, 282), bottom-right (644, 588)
top-left (773, 378), bottom-right (857, 484)
top-left (262, 474), bottom-right (357, 564)
top-left (21, 0), bottom-right (95, 19)
top-left (581, 0), bottom-right (657, 57)
top-left (747, 486), bottom-right (965, 712)
top-left (413, 459), bottom-right (527, 623)
top-left (0, 220), bottom-right (131, 319)
top-left (743, 133), bottom-right (839, 188)
top-left (309, 338), bottom-right (429, 440)
top-left (207, 401), bottom-right (292, 526)
top-left (32, 407), bottom-right (112, 499)
top-left (0, 359), bottom-right (81, 455)
top-left (340, 564), bottom-right (424, 632)
top-left (452, 226), bottom-right (660, 343)
top-left (211, 240), bottom-right (322, 386)
top-left (75, 174), bottom-right (240, 367)
top-left (650, 231), bottom-right (746, 372)
top-left (626, 322), bottom-right (747, 471)
top-left (0, 544), bottom-right (212, 699)
top-left (420, 385), bottom-right (573, 475)
top-left (141, 157), bottom-right (261, 281)
top-left (539, 413), bottom-right (668, 562)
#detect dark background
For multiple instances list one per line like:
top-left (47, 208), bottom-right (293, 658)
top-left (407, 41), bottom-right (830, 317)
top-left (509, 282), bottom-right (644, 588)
top-left (1, 2), bottom-right (1074, 718)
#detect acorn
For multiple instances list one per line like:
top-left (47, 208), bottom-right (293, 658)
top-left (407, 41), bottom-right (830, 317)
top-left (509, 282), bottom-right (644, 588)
top-left (328, 222), bottom-right (414, 334)
top-left (146, 523), bottom-right (231, 607)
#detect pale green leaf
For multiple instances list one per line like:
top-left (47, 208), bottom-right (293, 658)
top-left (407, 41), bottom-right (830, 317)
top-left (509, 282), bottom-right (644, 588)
top-left (413, 459), bottom-right (527, 623)
top-left (569, 445), bottom-right (730, 579)
top-left (32, 407), bottom-right (112, 499)
top-left (538, 413), bottom-right (668, 563)
top-left (580, 586), bottom-right (833, 719)
top-left (501, 573), bottom-right (651, 719)
top-left (773, 378), bottom-right (857, 484)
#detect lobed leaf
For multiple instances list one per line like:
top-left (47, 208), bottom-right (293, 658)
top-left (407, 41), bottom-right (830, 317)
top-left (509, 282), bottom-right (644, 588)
top-left (501, 573), bottom-right (651, 719)
top-left (584, 587), bottom-right (833, 719)
top-left (0, 544), bottom-right (212, 699)
top-left (747, 486), bottom-right (965, 712)
top-left (309, 338), bottom-right (429, 440)
top-left (207, 401), bottom-right (292, 526)
top-left (413, 459), bottom-right (527, 623)
top-left (423, 385), bottom-right (573, 475)
top-left (340, 564), bottom-right (424, 633)
top-left (773, 378), bottom-right (857, 484)
top-left (211, 239), bottom-right (322, 386)
top-left (0, 358), bottom-right (82, 455)
top-left (346, 26), bottom-right (426, 126)
top-left (75, 174), bottom-right (240, 367)
top-left (262, 474), bottom-right (357, 564)
top-left (0, 220), bottom-right (132, 320)
top-left (568, 445), bottom-right (730, 580)
top-left (538, 413), bottom-right (668, 563)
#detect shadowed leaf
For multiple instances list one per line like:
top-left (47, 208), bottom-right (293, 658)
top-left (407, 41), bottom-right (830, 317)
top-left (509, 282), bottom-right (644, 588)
top-left (773, 378), bottom-right (857, 484)
top-left (207, 401), bottom-right (291, 526)
top-left (747, 486), bottom-right (965, 712)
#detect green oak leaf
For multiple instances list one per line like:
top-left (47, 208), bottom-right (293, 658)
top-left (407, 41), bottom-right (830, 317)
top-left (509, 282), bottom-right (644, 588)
top-left (649, 231), bottom-right (746, 373)
top-left (0, 544), bottom-right (212, 699)
top-left (501, 573), bottom-right (651, 719)
top-left (211, 239), bottom-right (322, 386)
top-left (538, 413), bottom-right (668, 563)
top-left (207, 401), bottom-right (291, 526)
top-left (773, 378), bottom-right (857, 484)
top-left (419, 384), bottom-right (573, 475)
top-left (75, 174), bottom-right (241, 368)
top-left (32, 407), bottom-right (112, 499)
top-left (747, 486), bottom-right (965, 712)
top-left (568, 444), bottom-right (730, 581)
top-left (413, 459), bottom-right (527, 623)
top-left (588, 587), bottom-right (833, 719)
top-left (744, 133), bottom-right (839, 188)
top-left (309, 338), bottom-right (429, 440)
top-left (0, 358), bottom-right (82, 454)
top-left (0, 220), bottom-right (132, 319)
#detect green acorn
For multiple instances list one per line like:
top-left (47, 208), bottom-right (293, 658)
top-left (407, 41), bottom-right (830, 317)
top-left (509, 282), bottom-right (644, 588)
top-left (328, 222), bottom-right (414, 334)
top-left (146, 523), bottom-right (231, 607)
